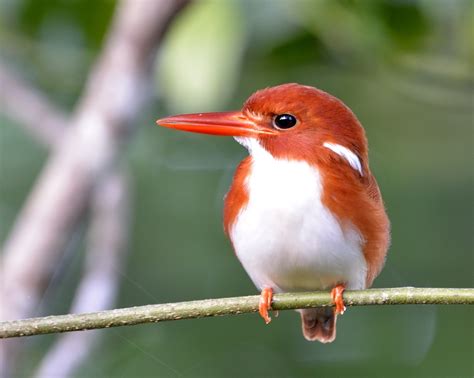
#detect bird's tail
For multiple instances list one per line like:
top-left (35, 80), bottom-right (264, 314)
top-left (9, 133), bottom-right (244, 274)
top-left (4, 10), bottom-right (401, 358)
top-left (300, 308), bottom-right (337, 343)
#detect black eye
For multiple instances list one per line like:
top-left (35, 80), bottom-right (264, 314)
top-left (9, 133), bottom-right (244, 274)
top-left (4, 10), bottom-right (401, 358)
top-left (273, 114), bottom-right (297, 130)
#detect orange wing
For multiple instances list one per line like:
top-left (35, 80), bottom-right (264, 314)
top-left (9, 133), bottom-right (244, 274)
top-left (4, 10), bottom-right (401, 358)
top-left (319, 154), bottom-right (390, 287)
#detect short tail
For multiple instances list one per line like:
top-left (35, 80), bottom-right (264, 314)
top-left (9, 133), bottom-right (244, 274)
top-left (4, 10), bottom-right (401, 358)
top-left (300, 308), bottom-right (337, 343)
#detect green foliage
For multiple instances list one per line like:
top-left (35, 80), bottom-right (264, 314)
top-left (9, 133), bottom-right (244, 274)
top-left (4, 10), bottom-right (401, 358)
top-left (16, 0), bottom-right (115, 49)
top-left (157, 0), bottom-right (245, 113)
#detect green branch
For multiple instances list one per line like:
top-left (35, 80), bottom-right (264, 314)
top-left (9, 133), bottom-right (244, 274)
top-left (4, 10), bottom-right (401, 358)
top-left (1, 287), bottom-right (473, 339)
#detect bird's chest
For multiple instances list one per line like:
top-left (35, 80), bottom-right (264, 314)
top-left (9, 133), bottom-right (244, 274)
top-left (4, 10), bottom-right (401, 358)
top-left (229, 156), bottom-right (367, 292)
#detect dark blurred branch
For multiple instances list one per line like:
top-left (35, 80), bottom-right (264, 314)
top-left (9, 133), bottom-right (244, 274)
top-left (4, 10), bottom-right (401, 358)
top-left (1, 287), bottom-right (473, 339)
top-left (0, 0), bottom-right (188, 325)
top-left (0, 63), bottom-right (66, 147)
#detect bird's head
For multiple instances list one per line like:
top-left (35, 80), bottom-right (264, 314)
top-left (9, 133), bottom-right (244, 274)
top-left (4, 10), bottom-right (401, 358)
top-left (157, 83), bottom-right (368, 172)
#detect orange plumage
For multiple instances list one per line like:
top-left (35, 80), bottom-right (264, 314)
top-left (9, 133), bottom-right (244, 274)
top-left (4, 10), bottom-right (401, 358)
top-left (157, 83), bottom-right (390, 342)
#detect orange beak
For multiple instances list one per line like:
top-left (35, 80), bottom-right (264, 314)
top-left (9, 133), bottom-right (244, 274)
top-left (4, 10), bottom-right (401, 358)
top-left (156, 111), bottom-right (276, 137)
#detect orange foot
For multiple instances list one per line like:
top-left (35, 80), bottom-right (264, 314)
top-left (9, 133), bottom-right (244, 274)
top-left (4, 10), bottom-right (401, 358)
top-left (331, 284), bottom-right (346, 315)
top-left (259, 287), bottom-right (273, 324)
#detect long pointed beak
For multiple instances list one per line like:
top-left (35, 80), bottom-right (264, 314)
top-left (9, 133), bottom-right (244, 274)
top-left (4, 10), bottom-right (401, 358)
top-left (156, 111), bottom-right (276, 137)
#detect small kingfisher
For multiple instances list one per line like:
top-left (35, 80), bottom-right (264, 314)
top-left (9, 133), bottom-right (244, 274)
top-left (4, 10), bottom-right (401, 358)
top-left (157, 83), bottom-right (390, 342)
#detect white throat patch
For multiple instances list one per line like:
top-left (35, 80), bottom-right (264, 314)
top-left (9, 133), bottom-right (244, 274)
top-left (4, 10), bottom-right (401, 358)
top-left (323, 142), bottom-right (363, 176)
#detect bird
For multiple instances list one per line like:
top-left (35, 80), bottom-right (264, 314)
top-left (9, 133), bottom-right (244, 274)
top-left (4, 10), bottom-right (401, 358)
top-left (156, 83), bottom-right (390, 343)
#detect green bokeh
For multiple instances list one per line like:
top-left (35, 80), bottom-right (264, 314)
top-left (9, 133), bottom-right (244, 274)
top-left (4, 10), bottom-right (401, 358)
top-left (1, 0), bottom-right (472, 377)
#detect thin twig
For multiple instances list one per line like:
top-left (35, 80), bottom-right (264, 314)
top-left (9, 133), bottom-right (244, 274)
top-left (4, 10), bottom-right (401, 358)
top-left (1, 287), bottom-right (472, 339)
top-left (0, 63), bottom-right (66, 147)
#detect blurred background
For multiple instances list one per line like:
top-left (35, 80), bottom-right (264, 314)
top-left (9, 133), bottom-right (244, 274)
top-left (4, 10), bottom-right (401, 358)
top-left (0, 0), bottom-right (473, 377)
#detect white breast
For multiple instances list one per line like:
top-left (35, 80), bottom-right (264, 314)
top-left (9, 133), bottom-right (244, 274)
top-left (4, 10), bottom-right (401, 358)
top-left (230, 138), bottom-right (367, 292)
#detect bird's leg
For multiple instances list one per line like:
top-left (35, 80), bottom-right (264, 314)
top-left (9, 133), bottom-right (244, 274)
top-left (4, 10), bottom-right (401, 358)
top-left (331, 284), bottom-right (346, 315)
top-left (259, 287), bottom-right (273, 324)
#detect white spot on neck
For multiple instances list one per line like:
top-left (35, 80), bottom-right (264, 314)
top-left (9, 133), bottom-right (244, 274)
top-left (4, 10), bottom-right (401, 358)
top-left (323, 142), bottom-right (363, 176)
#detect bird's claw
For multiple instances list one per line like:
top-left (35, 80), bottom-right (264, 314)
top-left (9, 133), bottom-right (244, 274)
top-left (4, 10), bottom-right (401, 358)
top-left (331, 284), bottom-right (346, 315)
top-left (259, 287), bottom-right (273, 324)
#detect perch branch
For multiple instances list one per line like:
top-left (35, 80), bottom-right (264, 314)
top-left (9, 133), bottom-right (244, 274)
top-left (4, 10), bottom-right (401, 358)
top-left (1, 287), bottom-right (472, 339)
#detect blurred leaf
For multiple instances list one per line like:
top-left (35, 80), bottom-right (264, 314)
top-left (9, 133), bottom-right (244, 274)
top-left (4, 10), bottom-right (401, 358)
top-left (156, 0), bottom-right (246, 113)
top-left (264, 30), bottom-right (326, 68)
top-left (16, 0), bottom-right (115, 49)
top-left (287, 0), bottom-right (430, 65)
top-left (288, 0), bottom-right (390, 65)
top-left (376, 0), bottom-right (430, 49)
